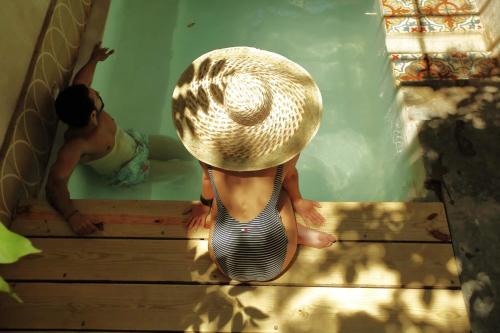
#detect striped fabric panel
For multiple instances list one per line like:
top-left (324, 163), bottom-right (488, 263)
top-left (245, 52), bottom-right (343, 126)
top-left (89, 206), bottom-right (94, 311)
top-left (208, 165), bottom-right (289, 282)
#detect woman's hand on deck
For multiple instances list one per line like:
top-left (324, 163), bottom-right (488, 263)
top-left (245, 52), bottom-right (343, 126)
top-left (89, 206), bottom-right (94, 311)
top-left (292, 199), bottom-right (325, 225)
top-left (184, 203), bottom-right (210, 230)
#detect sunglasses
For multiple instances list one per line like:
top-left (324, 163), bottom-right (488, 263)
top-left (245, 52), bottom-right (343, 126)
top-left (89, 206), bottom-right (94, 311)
top-left (95, 95), bottom-right (104, 115)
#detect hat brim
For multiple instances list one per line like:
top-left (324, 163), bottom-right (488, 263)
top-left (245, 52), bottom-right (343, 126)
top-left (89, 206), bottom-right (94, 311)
top-left (172, 47), bottom-right (323, 171)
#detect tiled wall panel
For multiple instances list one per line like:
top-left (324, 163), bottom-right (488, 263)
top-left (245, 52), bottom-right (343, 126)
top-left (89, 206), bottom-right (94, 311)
top-left (0, 0), bottom-right (51, 149)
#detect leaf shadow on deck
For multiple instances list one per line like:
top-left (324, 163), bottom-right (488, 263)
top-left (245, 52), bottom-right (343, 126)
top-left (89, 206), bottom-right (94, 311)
top-left (0, 200), bottom-right (469, 332)
top-left (176, 202), bottom-right (466, 332)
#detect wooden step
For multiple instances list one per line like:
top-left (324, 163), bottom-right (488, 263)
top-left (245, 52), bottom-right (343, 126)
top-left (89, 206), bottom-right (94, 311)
top-left (0, 238), bottom-right (460, 288)
top-left (0, 199), bottom-right (469, 332)
top-left (0, 283), bottom-right (470, 332)
top-left (10, 199), bottom-right (451, 241)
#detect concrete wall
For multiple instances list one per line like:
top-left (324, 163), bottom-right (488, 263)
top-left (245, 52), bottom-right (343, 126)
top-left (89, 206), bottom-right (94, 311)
top-left (476, 0), bottom-right (500, 56)
top-left (0, 0), bottom-right (51, 149)
top-left (0, 0), bottom-right (93, 224)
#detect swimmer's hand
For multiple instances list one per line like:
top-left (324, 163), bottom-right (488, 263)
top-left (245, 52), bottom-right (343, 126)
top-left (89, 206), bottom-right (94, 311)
top-left (91, 42), bottom-right (114, 62)
top-left (67, 212), bottom-right (101, 235)
top-left (184, 203), bottom-right (210, 231)
top-left (292, 199), bottom-right (325, 225)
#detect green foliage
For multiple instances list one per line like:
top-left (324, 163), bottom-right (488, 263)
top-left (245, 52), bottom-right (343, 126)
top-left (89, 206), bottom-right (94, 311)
top-left (0, 222), bottom-right (41, 302)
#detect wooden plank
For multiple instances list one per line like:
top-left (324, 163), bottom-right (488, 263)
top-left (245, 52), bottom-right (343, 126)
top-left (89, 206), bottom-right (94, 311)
top-left (0, 239), bottom-right (460, 288)
top-left (11, 200), bottom-right (450, 242)
top-left (0, 283), bottom-right (470, 332)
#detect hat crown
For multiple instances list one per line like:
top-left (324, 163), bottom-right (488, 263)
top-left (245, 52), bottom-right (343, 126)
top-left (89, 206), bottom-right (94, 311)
top-left (224, 73), bottom-right (272, 126)
top-left (173, 47), bottom-right (323, 171)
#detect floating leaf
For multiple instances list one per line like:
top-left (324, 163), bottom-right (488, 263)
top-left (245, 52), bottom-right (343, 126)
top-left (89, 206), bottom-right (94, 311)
top-left (0, 276), bottom-right (11, 293)
top-left (0, 223), bottom-right (41, 264)
top-left (0, 276), bottom-right (22, 303)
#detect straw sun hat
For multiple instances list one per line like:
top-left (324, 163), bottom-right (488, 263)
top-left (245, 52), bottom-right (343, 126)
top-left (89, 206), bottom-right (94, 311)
top-left (172, 47), bottom-right (322, 171)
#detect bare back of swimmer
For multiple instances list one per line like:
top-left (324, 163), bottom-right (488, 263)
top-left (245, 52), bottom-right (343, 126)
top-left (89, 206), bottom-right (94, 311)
top-left (185, 154), bottom-right (336, 281)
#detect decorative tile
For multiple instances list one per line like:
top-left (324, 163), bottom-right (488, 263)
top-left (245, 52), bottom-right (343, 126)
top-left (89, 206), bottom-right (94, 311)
top-left (381, 0), bottom-right (417, 16)
top-left (385, 17), bottom-right (420, 33)
top-left (420, 15), bottom-right (482, 32)
top-left (391, 54), bottom-right (429, 83)
top-left (417, 0), bottom-right (478, 15)
top-left (385, 15), bottom-right (482, 33)
top-left (391, 52), bottom-right (499, 84)
top-left (382, 0), bottom-right (479, 16)
top-left (428, 52), bottom-right (499, 79)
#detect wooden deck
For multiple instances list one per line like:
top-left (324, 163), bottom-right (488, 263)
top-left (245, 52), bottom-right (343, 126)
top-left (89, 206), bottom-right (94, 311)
top-left (0, 200), bottom-right (469, 332)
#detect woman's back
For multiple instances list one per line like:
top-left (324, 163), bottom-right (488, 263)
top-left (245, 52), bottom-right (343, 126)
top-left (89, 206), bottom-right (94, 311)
top-left (209, 166), bottom-right (278, 223)
top-left (207, 165), bottom-right (293, 282)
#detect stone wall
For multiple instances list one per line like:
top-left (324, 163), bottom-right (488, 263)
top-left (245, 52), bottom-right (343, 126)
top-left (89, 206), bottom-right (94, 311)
top-left (0, 0), bottom-right (92, 224)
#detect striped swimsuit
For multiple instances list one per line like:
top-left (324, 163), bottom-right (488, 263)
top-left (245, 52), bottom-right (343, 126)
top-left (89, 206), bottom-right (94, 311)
top-left (208, 165), bottom-right (289, 282)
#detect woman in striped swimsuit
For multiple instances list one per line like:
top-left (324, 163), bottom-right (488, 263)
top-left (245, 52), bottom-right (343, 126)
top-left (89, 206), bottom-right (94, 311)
top-left (173, 47), bottom-right (336, 281)
top-left (192, 155), bottom-right (336, 282)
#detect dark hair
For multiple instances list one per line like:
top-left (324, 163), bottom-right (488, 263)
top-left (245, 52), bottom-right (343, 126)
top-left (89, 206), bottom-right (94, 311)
top-left (55, 84), bottom-right (95, 127)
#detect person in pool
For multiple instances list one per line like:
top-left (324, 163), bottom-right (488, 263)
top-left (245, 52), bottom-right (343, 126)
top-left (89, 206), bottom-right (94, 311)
top-left (46, 42), bottom-right (188, 235)
top-left (174, 47), bottom-right (336, 282)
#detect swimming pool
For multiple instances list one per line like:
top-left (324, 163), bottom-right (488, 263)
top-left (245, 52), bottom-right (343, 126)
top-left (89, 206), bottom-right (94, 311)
top-left (65, 0), bottom-right (423, 201)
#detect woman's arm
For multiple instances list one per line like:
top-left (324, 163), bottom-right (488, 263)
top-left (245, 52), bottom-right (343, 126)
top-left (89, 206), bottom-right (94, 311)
top-left (282, 155), bottom-right (325, 225)
top-left (185, 162), bottom-right (215, 230)
top-left (200, 163), bottom-right (214, 202)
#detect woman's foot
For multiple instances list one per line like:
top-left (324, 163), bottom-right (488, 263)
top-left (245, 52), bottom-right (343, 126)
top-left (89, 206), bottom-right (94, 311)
top-left (297, 222), bottom-right (336, 248)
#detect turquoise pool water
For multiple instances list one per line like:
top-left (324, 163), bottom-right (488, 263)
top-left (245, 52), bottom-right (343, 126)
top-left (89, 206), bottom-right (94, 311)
top-left (67, 0), bottom-right (422, 201)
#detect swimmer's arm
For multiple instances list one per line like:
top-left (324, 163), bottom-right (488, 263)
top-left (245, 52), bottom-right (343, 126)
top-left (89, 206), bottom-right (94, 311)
top-left (45, 142), bottom-right (82, 219)
top-left (73, 42), bottom-right (114, 87)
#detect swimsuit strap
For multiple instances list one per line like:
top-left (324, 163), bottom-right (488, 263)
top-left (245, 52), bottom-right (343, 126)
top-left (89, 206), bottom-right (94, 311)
top-left (206, 166), bottom-right (227, 213)
top-left (267, 164), bottom-right (284, 208)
